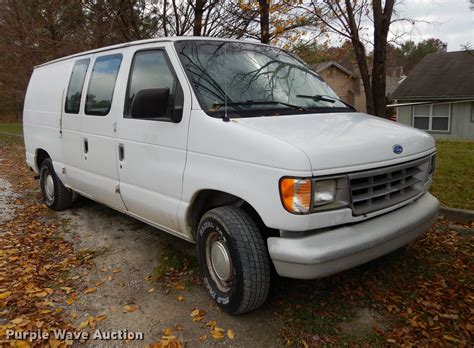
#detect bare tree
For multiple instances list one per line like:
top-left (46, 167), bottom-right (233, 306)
top-left (256, 1), bottom-right (309, 45)
top-left (304, 0), bottom-right (398, 117)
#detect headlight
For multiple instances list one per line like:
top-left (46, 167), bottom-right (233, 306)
top-left (279, 176), bottom-right (350, 214)
top-left (279, 177), bottom-right (311, 214)
top-left (314, 179), bottom-right (337, 206)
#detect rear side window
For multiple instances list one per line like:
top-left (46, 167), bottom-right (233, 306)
top-left (85, 54), bottom-right (122, 116)
top-left (65, 59), bottom-right (90, 114)
top-left (125, 50), bottom-right (183, 120)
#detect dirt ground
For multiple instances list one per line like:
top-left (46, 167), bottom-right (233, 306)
top-left (0, 173), bottom-right (283, 347)
top-left (59, 199), bottom-right (284, 347)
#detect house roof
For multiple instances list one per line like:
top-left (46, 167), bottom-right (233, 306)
top-left (392, 50), bottom-right (474, 100)
top-left (386, 75), bottom-right (404, 97)
top-left (312, 61), bottom-right (357, 79)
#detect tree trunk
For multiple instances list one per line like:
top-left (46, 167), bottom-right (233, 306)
top-left (344, 0), bottom-right (374, 114)
top-left (258, 0), bottom-right (270, 44)
top-left (194, 0), bottom-right (204, 36)
top-left (371, 0), bottom-right (395, 117)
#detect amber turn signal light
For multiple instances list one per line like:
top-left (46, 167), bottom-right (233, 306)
top-left (279, 178), bottom-right (312, 213)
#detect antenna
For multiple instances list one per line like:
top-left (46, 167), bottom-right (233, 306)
top-left (223, 42), bottom-right (230, 122)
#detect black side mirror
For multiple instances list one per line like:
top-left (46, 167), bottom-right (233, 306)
top-left (130, 88), bottom-right (170, 119)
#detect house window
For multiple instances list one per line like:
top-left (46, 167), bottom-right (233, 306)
top-left (413, 103), bottom-right (450, 132)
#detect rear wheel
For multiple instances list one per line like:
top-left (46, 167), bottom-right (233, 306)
top-left (196, 206), bottom-right (270, 314)
top-left (39, 158), bottom-right (73, 210)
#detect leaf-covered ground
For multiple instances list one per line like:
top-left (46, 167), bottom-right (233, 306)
top-left (0, 141), bottom-right (96, 347)
top-left (274, 217), bottom-right (473, 346)
top-left (0, 130), bottom-right (473, 347)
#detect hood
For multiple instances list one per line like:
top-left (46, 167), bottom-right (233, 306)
top-left (236, 112), bottom-right (435, 173)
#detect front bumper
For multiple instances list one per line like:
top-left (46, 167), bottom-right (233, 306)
top-left (267, 192), bottom-right (439, 279)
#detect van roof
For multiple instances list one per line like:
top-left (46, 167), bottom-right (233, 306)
top-left (35, 37), bottom-right (268, 68)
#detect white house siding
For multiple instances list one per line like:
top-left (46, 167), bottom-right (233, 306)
top-left (396, 101), bottom-right (474, 140)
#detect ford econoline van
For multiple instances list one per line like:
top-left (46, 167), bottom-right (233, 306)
top-left (23, 37), bottom-right (439, 314)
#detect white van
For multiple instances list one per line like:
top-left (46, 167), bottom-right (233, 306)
top-left (23, 37), bottom-right (439, 314)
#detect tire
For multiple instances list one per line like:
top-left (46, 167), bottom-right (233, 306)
top-left (196, 206), bottom-right (271, 314)
top-left (39, 158), bottom-right (73, 211)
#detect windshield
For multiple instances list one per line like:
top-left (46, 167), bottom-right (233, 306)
top-left (174, 40), bottom-right (352, 117)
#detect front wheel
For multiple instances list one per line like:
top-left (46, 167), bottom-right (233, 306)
top-left (196, 206), bottom-right (271, 314)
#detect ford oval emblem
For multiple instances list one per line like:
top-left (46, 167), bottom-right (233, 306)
top-left (393, 144), bottom-right (403, 154)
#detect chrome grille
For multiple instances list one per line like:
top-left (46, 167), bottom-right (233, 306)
top-left (348, 157), bottom-right (429, 216)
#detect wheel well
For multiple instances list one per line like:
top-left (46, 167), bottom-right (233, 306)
top-left (188, 190), bottom-right (275, 239)
top-left (36, 149), bottom-right (50, 171)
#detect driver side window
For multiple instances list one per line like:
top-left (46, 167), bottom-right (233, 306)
top-left (125, 49), bottom-right (183, 121)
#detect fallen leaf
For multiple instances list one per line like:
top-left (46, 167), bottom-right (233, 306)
top-left (84, 287), bottom-right (97, 294)
top-left (164, 328), bottom-right (173, 336)
top-left (0, 291), bottom-right (12, 300)
top-left (190, 309), bottom-right (206, 322)
top-left (191, 309), bottom-right (205, 317)
top-left (123, 305), bottom-right (138, 313)
top-left (112, 269), bottom-right (122, 273)
top-left (79, 320), bottom-right (89, 330)
top-left (439, 313), bottom-right (459, 320)
top-left (148, 288), bottom-right (155, 293)
top-left (173, 283), bottom-right (185, 290)
top-left (443, 335), bottom-right (459, 343)
top-left (199, 335), bottom-right (207, 341)
top-left (210, 329), bottom-right (224, 340)
top-left (227, 329), bottom-right (236, 339)
top-left (177, 296), bottom-right (185, 302)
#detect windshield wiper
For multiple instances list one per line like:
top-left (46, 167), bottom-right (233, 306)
top-left (212, 99), bottom-right (306, 112)
top-left (296, 94), bottom-right (356, 111)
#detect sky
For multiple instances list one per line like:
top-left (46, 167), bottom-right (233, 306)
top-left (391, 0), bottom-right (474, 51)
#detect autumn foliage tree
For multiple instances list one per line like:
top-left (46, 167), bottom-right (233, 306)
top-left (0, 0), bottom-right (428, 119)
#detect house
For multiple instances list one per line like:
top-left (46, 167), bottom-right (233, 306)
top-left (391, 50), bottom-right (474, 140)
top-left (312, 61), bottom-right (366, 112)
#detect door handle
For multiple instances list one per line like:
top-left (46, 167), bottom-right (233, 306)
top-left (118, 143), bottom-right (125, 161)
top-left (83, 138), bottom-right (88, 154)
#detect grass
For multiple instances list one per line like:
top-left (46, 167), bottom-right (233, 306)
top-left (1, 122), bottom-right (472, 210)
top-left (0, 122), bottom-right (23, 134)
top-left (0, 123), bottom-right (23, 146)
top-left (153, 243), bottom-right (199, 282)
top-left (431, 139), bottom-right (474, 210)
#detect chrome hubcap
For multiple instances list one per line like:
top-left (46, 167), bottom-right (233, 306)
top-left (205, 231), bottom-right (233, 292)
top-left (45, 172), bottom-right (54, 202)
top-left (210, 241), bottom-right (232, 281)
